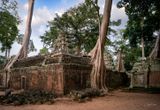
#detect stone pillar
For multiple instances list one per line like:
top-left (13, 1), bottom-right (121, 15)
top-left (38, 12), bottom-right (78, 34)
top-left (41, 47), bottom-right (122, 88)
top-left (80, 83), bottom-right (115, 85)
top-left (129, 73), bottom-right (133, 88)
top-left (144, 71), bottom-right (148, 88)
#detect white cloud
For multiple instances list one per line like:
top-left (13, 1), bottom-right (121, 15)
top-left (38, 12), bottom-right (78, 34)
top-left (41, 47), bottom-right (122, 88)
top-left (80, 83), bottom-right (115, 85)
top-left (12, 2), bottom-right (55, 56)
top-left (77, 0), bottom-right (85, 3)
top-left (10, 42), bottom-right (21, 56)
top-left (32, 6), bottom-right (54, 27)
top-left (23, 2), bottom-right (28, 11)
top-left (98, 0), bottom-right (128, 28)
top-left (111, 4), bottom-right (127, 21)
top-left (55, 9), bottom-right (65, 16)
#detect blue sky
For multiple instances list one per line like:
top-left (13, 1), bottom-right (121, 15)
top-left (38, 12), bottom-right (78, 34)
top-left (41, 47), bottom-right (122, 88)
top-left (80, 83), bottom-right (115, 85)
top-left (20, 0), bottom-right (79, 9)
top-left (7, 0), bottom-right (128, 56)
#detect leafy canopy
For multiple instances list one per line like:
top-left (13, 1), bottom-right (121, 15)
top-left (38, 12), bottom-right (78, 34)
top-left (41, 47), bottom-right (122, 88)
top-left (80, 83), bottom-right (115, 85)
top-left (117, 0), bottom-right (160, 56)
top-left (41, 0), bottom-right (121, 53)
top-left (0, 0), bottom-right (19, 52)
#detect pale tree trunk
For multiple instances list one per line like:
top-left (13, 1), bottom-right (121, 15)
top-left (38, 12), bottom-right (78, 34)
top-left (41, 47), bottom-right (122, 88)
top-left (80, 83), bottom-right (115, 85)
top-left (140, 18), bottom-right (145, 64)
top-left (76, 44), bottom-right (81, 55)
top-left (149, 30), bottom-right (160, 59)
top-left (4, 0), bottom-right (35, 87)
top-left (89, 0), bottom-right (112, 90)
top-left (5, 48), bottom-right (8, 59)
top-left (116, 50), bottom-right (125, 72)
top-left (6, 49), bottom-right (10, 58)
top-left (5, 49), bottom-right (10, 59)
top-left (141, 36), bottom-right (145, 59)
top-left (19, 0), bottom-right (35, 59)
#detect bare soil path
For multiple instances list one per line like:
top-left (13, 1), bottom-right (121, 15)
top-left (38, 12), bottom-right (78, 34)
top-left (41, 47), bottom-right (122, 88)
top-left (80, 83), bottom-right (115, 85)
top-left (0, 90), bottom-right (160, 110)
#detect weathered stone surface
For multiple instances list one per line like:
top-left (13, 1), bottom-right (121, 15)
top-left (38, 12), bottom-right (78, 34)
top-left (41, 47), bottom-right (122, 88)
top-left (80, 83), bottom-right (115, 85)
top-left (0, 53), bottom-right (128, 95)
top-left (106, 70), bottom-right (129, 88)
top-left (129, 59), bottom-right (160, 88)
top-left (13, 55), bottom-right (45, 68)
top-left (149, 59), bottom-right (160, 87)
top-left (104, 52), bottom-right (114, 70)
top-left (0, 54), bottom-right (92, 95)
top-left (63, 64), bottom-right (92, 94)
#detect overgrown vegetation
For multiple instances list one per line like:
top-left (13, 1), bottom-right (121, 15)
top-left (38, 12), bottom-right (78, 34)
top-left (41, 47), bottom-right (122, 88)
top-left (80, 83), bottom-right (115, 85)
top-left (0, 90), bottom-right (55, 105)
top-left (69, 88), bottom-right (106, 102)
top-left (117, 0), bottom-right (160, 57)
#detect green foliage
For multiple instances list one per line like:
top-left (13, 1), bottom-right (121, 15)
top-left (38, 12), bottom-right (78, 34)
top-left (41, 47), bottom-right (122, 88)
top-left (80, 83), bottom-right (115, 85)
top-left (110, 29), bottom-right (127, 51)
top-left (117, 0), bottom-right (160, 57)
top-left (39, 47), bottom-right (49, 55)
top-left (0, 90), bottom-right (55, 105)
top-left (40, 28), bottom-right (58, 48)
top-left (0, 55), bottom-right (6, 65)
top-left (0, 0), bottom-right (19, 53)
top-left (110, 29), bottom-right (141, 71)
top-left (0, 11), bottom-right (18, 52)
top-left (123, 47), bottom-right (141, 71)
top-left (16, 34), bottom-right (37, 53)
top-left (41, 0), bottom-right (98, 52)
top-left (40, 0), bottom-right (121, 53)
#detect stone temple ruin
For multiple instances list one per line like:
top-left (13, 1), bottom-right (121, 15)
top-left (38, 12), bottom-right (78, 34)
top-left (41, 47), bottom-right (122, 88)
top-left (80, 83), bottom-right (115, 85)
top-left (0, 32), bottom-right (92, 95)
top-left (52, 32), bottom-right (70, 54)
top-left (129, 59), bottom-right (160, 88)
top-left (129, 35), bottom-right (160, 88)
top-left (0, 32), bottom-right (128, 95)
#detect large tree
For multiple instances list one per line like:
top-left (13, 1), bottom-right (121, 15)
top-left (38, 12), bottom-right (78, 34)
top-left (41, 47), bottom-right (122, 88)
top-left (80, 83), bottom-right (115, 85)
top-left (40, 0), bottom-right (120, 54)
top-left (109, 29), bottom-right (142, 71)
top-left (0, 0), bottom-right (19, 58)
top-left (89, 0), bottom-right (112, 90)
top-left (4, 0), bottom-right (35, 87)
top-left (149, 31), bottom-right (160, 59)
top-left (117, 0), bottom-right (160, 57)
top-left (41, 0), bottom-right (99, 54)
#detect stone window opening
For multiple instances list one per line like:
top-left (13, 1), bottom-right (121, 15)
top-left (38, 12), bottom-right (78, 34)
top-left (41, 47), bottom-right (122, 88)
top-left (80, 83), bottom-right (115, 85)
top-left (21, 76), bottom-right (26, 90)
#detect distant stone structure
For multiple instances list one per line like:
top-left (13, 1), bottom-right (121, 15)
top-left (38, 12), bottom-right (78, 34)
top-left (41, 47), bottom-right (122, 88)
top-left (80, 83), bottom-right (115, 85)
top-left (52, 32), bottom-right (70, 54)
top-left (104, 51), bottom-right (114, 70)
top-left (129, 58), bottom-right (160, 88)
top-left (129, 33), bottom-right (160, 88)
top-left (129, 59), bottom-right (149, 88)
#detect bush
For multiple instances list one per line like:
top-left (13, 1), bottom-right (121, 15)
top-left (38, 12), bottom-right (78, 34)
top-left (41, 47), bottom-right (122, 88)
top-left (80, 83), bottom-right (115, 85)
top-left (0, 89), bottom-right (55, 105)
top-left (69, 88), bottom-right (106, 102)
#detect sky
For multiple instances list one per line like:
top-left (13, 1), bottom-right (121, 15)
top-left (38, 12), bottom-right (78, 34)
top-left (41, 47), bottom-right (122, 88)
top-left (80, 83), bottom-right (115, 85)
top-left (5, 0), bottom-right (128, 56)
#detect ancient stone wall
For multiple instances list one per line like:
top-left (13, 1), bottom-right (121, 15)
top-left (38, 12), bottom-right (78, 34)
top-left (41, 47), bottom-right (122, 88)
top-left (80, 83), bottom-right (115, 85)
top-left (130, 59), bottom-right (160, 88)
top-left (63, 64), bottom-right (91, 94)
top-left (0, 73), bottom-right (2, 86)
top-left (13, 55), bottom-right (45, 68)
top-left (149, 59), bottom-right (160, 87)
top-left (106, 70), bottom-right (128, 88)
top-left (0, 54), bottom-right (129, 95)
top-left (0, 64), bottom-right (64, 95)
top-left (0, 54), bottom-right (92, 95)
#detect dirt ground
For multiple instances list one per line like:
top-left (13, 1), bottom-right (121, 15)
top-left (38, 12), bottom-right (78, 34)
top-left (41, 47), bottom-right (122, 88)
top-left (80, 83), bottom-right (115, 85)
top-left (0, 90), bottom-right (160, 110)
